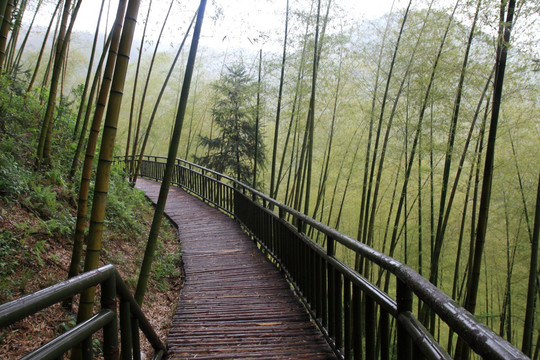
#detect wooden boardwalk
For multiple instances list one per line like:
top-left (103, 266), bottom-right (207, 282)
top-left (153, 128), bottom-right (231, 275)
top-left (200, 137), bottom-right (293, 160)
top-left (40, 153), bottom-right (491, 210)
top-left (136, 178), bottom-right (337, 360)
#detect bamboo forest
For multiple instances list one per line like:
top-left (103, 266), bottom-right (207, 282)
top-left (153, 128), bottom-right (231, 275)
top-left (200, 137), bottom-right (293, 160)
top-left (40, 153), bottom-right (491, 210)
top-left (0, 0), bottom-right (538, 359)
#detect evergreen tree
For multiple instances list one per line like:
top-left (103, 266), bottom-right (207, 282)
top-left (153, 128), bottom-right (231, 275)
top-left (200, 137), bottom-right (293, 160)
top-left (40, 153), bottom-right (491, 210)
top-left (196, 62), bottom-right (265, 186)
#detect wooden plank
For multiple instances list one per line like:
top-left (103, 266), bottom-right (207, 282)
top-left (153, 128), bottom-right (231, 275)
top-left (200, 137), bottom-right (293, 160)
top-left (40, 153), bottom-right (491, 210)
top-left (136, 178), bottom-right (337, 359)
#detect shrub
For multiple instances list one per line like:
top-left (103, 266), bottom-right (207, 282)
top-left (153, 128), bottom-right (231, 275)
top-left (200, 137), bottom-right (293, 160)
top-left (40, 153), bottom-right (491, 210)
top-left (0, 153), bottom-right (30, 199)
top-left (104, 165), bottom-right (146, 238)
top-left (0, 231), bottom-right (23, 277)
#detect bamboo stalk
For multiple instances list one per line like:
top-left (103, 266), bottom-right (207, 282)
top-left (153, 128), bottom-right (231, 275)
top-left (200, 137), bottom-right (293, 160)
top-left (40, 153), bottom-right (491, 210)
top-left (74, 0), bottom-right (141, 335)
top-left (135, 0), bottom-right (207, 306)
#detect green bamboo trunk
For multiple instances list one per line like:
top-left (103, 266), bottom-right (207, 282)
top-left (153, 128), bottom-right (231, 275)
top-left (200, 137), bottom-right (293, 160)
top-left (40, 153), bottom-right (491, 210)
top-left (75, 0), bottom-right (141, 330)
top-left (0, 0), bottom-right (14, 71)
top-left (269, 0), bottom-right (289, 199)
top-left (522, 172), bottom-right (539, 356)
top-left (0, 1), bottom-right (7, 25)
top-left (4, 0), bottom-right (26, 74)
top-left (26, 1), bottom-right (60, 94)
top-left (69, 31), bottom-right (113, 179)
top-left (456, 1), bottom-right (516, 357)
top-left (135, 0), bottom-right (207, 306)
top-left (11, 0), bottom-right (43, 78)
top-left (67, 0), bottom-right (127, 287)
top-left (36, 0), bottom-right (73, 162)
top-left (72, 0), bottom-right (106, 140)
top-left (42, 0), bottom-right (83, 161)
top-left (132, 11), bottom-right (196, 184)
top-left (127, 0), bottom-right (153, 182)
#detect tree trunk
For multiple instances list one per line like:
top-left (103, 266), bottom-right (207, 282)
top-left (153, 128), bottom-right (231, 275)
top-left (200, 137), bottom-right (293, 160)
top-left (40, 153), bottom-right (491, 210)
top-left (457, 1), bottom-right (516, 357)
top-left (184, 71), bottom-right (200, 159)
top-left (130, 0), bottom-right (187, 184)
top-left (4, 0), bottom-right (26, 74)
top-left (333, 129), bottom-right (362, 231)
top-left (11, 0), bottom-right (42, 78)
top-left (366, 0), bottom-right (420, 279)
top-left (356, 0), bottom-right (395, 262)
top-left (523, 171), bottom-right (540, 356)
top-left (311, 42), bottom-right (342, 224)
top-left (36, 0), bottom-right (81, 163)
top-left (135, 0), bottom-right (207, 306)
top-left (303, 0), bottom-right (331, 217)
top-left (0, 0), bottom-right (14, 71)
top-left (430, 0), bottom-right (480, 293)
top-left (127, 0), bottom-right (152, 181)
top-left (275, 0), bottom-right (313, 203)
top-left (73, 0), bottom-right (139, 338)
top-left (69, 30), bottom-right (114, 179)
top-left (291, 0), bottom-right (321, 216)
top-left (36, 0), bottom-right (73, 157)
top-left (356, 0), bottom-right (411, 275)
top-left (133, 11), bottom-right (195, 180)
top-left (0, 1), bottom-right (7, 29)
top-left (269, 0), bottom-right (289, 199)
top-left (39, 3), bottom-right (61, 104)
top-left (447, 90), bottom-right (490, 354)
top-left (253, 49), bottom-right (262, 188)
top-left (131, 0), bottom-right (173, 176)
top-left (65, 0), bottom-right (127, 307)
top-left (72, 0), bottom-right (107, 140)
top-left (26, 0), bottom-right (60, 93)
top-left (499, 191), bottom-right (517, 341)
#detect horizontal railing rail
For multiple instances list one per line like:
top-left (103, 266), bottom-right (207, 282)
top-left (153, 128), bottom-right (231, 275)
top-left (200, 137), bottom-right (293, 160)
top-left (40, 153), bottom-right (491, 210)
top-left (123, 155), bottom-right (527, 360)
top-left (0, 264), bottom-right (166, 360)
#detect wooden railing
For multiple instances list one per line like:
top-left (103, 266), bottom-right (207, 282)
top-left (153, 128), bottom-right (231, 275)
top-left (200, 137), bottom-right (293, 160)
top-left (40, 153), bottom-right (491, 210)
top-left (127, 155), bottom-right (527, 360)
top-left (0, 265), bottom-right (166, 360)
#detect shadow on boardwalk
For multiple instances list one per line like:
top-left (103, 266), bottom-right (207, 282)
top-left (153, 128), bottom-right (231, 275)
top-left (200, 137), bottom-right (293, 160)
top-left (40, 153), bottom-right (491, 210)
top-left (136, 178), bottom-right (337, 359)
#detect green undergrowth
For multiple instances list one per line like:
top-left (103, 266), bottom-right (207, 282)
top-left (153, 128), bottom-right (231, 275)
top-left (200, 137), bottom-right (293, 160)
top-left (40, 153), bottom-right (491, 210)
top-left (0, 74), bottom-right (180, 304)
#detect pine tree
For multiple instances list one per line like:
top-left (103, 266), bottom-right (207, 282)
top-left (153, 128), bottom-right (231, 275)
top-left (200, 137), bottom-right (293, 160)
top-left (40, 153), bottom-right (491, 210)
top-left (196, 63), bottom-right (265, 185)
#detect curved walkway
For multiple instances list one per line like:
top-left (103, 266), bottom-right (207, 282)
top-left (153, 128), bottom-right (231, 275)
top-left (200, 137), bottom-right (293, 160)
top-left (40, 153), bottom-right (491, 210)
top-left (136, 178), bottom-right (337, 360)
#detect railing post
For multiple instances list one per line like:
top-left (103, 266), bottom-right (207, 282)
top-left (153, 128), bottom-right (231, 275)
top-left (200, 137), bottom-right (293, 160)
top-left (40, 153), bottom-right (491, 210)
top-left (365, 296), bottom-right (375, 360)
top-left (315, 251), bottom-right (323, 320)
top-left (297, 218), bottom-right (304, 234)
top-left (397, 279), bottom-right (413, 360)
top-left (327, 235), bottom-right (335, 257)
top-left (344, 278), bottom-right (351, 360)
top-left (335, 270), bottom-right (343, 351)
top-left (380, 308), bottom-right (389, 360)
top-left (217, 175), bottom-right (222, 207)
top-left (120, 301), bottom-right (132, 360)
top-left (352, 284), bottom-right (362, 360)
top-left (82, 337), bottom-right (93, 360)
top-left (327, 235), bottom-right (335, 339)
top-left (202, 173), bottom-right (207, 202)
top-left (102, 273), bottom-right (119, 360)
top-left (229, 186), bottom-right (234, 215)
top-left (132, 320), bottom-right (141, 360)
top-left (277, 207), bottom-right (285, 261)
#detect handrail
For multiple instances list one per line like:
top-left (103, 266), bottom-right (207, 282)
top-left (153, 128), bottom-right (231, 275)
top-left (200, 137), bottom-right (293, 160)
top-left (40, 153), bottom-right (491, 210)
top-left (123, 155), bottom-right (528, 360)
top-left (0, 264), bottom-right (166, 360)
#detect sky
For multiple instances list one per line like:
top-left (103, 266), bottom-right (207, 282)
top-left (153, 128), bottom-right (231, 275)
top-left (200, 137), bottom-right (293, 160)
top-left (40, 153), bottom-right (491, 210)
top-left (68, 0), bottom-right (399, 30)
top-left (28, 0), bottom-right (538, 59)
top-left (38, 0), bottom-right (402, 52)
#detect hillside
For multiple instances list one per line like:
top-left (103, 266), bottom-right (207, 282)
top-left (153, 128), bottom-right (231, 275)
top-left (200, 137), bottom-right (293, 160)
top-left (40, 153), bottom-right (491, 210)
top-left (0, 77), bottom-right (181, 358)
